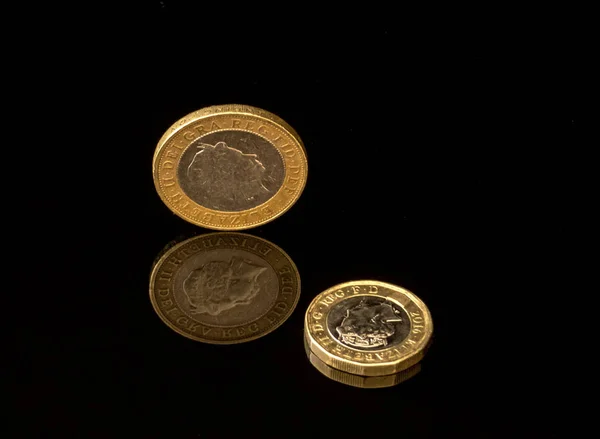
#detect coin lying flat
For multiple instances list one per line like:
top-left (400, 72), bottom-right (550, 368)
top-left (150, 232), bottom-right (301, 343)
top-left (153, 104), bottom-right (308, 230)
top-left (305, 280), bottom-right (433, 376)
top-left (304, 335), bottom-right (421, 389)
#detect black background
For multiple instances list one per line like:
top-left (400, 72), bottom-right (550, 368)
top-left (15, 3), bottom-right (582, 438)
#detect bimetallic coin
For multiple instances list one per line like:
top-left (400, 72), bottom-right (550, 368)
top-left (153, 104), bottom-right (308, 230)
top-left (305, 281), bottom-right (433, 376)
top-left (150, 233), bottom-right (301, 343)
top-left (304, 336), bottom-right (421, 389)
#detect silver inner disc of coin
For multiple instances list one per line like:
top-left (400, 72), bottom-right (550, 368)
top-left (172, 247), bottom-right (279, 327)
top-left (326, 296), bottom-right (411, 351)
top-left (177, 130), bottom-right (285, 211)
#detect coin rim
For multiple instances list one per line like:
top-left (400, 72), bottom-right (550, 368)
top-left (303, 332), bottom-right (422, 389)
top-left (153, 104), bottom-right (307, 158)
top-left (149, 232), bottom-right (301, 344)
top-left (152, 104), bottom-right (308, 230)
top-left (304, 280), bottom-right (433, 376)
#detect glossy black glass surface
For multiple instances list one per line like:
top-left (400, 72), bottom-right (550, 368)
top-left (16, 4), bottom-right (579, 437)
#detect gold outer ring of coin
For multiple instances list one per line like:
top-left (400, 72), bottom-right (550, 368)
top-left (303, 334), bottom-right (422, 389)
top-left (149, 232), bottom-right (301, 344)
top-left (152, 104), bottom-right (308, 230)
top-left (304, 280), bottom-right (433, 376)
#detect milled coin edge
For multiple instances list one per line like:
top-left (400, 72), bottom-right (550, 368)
top-left (154, 104), bottom-right (306, 158)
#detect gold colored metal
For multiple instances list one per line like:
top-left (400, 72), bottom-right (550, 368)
top-left (150, 232), bottom-right (301, 344)
top-left (153, 104), bottom-right (307, 230)
top-left (304, 280), bottom-right (433, 376)
top-left (304, 335), bottom-right (421, 388)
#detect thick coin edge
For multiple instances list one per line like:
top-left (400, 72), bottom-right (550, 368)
top-left (303, 332), bottom-right (422, 389)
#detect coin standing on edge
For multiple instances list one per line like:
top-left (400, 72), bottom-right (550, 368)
top-left (153, 104), bottom-right (308, 230)
top-left (150, 232), bottom-right (301, 344)
top-left (305, 280), bottom-right (433, 376)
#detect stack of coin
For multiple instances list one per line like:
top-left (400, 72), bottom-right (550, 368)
top-left (304, 281), bottom-right (433, 388)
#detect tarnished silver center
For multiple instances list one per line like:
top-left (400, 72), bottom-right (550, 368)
top-left (177, 131), bottom-right (285, 211)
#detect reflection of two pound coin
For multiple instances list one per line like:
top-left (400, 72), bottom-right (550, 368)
top-left (305, 281), bottom-right (433, 376)
top-left (150, 233), bottom-right (300, 344)
top-left (153, 104), bottom-right (307, 230)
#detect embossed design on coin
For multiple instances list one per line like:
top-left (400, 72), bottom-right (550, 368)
top-left (150, 232), bottom-right (300, 343)
top-left (179, 130), bottom-right (285, 211)
top-left (153, 104), bottom-right (307, 230)
top-left (304, 281), bottom-right (433, 376)
top-left (186, 142), bottom-right (269, 191)
top-left (333, 298), bottom-right (407, 349)
top-left (182, 256), bottom-right (267, 316)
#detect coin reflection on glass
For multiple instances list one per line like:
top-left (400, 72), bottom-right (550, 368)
top-left (304, 336), bottom-right (421, 389)
top-left (150, 233), bottom-right (300, 344)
